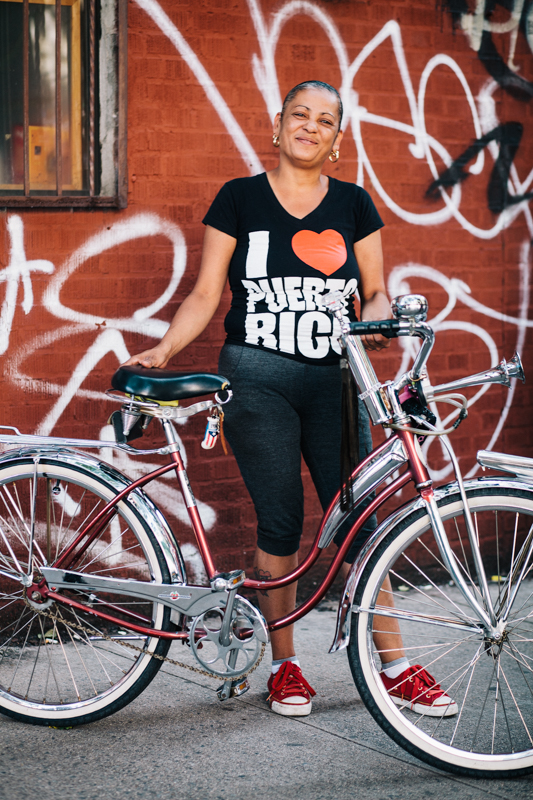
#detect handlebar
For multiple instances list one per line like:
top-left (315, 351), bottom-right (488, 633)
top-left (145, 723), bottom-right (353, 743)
top-left (347, 315), bottom-right (435, 390)
top-left (347, 320), bottom-right (403, 339)
top-left (323, 289), bottom-right (525, 430)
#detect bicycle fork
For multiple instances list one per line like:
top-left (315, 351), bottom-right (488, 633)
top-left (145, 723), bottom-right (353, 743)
top-left (421, 489), bottom-right (495, 633)
top-left (404, 431), bottom-right (498, 636)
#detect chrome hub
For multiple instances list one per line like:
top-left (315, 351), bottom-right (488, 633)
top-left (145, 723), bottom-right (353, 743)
top-left (484, 629), bottom-right (509, 657)
top-left (24, 578), bottom-right (55, 611)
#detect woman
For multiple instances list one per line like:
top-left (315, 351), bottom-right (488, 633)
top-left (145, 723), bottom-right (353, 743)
top-left (126, 81), bottom-right (456, 719)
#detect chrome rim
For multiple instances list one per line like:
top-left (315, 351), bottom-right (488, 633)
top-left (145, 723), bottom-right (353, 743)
top-left (358, 491), bottom-right (533, 769)
top-left (0, 463), bottom-right (166, 716)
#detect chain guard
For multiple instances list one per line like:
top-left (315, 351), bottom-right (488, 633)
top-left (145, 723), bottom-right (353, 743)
top-left (189, 595), bottom-right (269, 679)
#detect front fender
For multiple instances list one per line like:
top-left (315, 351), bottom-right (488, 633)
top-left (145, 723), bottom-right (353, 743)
top-left (0, 446), bottom-right (187, 584)
top-left (329, 476), bottom-right (527, 654)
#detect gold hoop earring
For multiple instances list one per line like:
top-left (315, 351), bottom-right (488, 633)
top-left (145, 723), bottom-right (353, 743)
top-left (328, 149), bottom-right (340, 163)
top-left (273, 134), bottom-right (280, 147)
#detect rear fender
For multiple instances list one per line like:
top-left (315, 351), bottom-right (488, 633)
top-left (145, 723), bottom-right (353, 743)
top-left (0, 446), bottom-right (187, 584)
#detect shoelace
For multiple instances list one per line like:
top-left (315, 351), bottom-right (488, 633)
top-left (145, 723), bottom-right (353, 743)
top-left (391, 665), bottom-right (445, 706)
top-left (268, 661), bottom-right (316, 700)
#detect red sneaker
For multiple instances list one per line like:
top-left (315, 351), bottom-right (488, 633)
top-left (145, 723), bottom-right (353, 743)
top-left (267, 661), bottom-right (316, 717)
top-left (381, 664), bottom-right (458, 717)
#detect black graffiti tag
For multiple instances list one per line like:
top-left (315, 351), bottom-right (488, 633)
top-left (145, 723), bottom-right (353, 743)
top-left (442, 0), bottom-right (533, 100)
top-left (426, 122), bottom-right (533, 212)
top-left (431, 3), bottom-right (533, 211)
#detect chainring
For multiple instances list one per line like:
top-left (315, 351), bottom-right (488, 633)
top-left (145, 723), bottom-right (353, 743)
top-left (188, 595), bottom-right (269, 679)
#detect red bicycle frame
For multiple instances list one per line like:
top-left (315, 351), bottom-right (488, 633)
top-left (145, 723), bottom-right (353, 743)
top-left (36, 429), bottom-right (429, 639)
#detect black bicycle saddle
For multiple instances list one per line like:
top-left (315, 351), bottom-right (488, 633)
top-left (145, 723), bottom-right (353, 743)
top-left (111, 365), bottom-right (230, 402)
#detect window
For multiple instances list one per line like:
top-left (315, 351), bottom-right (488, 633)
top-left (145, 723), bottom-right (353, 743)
top-left (0, 0), bottom-right (126, 207)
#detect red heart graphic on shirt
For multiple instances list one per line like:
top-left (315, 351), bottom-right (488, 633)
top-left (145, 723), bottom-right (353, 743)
top-left (292, 229), bottom-right (347, 275)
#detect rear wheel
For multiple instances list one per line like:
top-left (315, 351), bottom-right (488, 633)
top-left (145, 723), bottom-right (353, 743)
top-left (348, 484), bottom-right (533, 777)
top-left (0, 457), bottom-right (173, 726)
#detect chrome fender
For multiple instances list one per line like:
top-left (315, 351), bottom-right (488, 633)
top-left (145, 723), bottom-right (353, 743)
top-left (318, 435), bottom-right (408, 548)
top-left (0, 446), bottom-right (186, 584)
top-left (329, 476), bottom-right (531, 654)
top-left (477, 449), bottom-right (533, 483)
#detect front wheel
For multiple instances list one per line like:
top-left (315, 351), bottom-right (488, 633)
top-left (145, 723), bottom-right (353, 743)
top-left (348, 484), bottom-right (533, 777)
top-left (0, 457), bottom-right (174, 726)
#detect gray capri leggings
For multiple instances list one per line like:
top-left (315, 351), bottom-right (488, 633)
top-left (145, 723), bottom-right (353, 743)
top-left (218, 344), bottom-right (377, 563)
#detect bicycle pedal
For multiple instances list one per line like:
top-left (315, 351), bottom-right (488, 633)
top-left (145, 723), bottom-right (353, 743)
top-left (230, 678), bottom-right (250, 698)
top-left (216, 678), bottom-right (250, 702)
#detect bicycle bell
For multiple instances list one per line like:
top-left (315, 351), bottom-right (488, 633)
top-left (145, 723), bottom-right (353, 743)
top-left (391, 294), bottom-right (428, 322)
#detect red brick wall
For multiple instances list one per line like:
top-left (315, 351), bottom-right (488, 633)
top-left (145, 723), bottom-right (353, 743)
top-left (2, 0), bottom-right (533, 583)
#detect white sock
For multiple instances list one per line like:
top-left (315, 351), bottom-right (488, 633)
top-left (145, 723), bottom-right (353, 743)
top-left (271, 656), bottom-right (300, 675)
top-left (382, 657), bottom-right (410, 679)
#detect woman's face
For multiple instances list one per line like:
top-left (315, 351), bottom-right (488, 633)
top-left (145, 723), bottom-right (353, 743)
top-left (274, 87), bottom-right (343, 167)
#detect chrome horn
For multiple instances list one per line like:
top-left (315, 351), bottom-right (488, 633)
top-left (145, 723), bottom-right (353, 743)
top-left (503, 352), bottom-right (526, 383)
top-left (432, 352), bottom-right (525, 395)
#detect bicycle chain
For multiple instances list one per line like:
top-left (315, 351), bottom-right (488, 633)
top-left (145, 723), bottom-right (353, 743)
top-left (24, 598), bottom-right (266, 684)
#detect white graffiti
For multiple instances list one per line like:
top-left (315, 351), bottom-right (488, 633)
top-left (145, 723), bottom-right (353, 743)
top-left (0, 216), bottom-right (54, 356)
top-left (3, 213), bottom-right (211, 576)
top-left (455, 0), bottom-right (530, 71)
top-left (1, 0), bottom-right (532, 556)
top-left (130, 0), bottom-right (532, 464)
top-left (136, 0), bottom-right (533, 237)
top-left (388, 238), bottom-right (531, 480)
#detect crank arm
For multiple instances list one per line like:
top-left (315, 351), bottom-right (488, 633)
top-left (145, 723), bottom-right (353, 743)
top-left (41, 567), bottom-right (227, 616)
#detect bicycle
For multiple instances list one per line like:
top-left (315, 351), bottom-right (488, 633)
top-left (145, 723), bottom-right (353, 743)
top-left (0, 289), bottom-right (532, 779)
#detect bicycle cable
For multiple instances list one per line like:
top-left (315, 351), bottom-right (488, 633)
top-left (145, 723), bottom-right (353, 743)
top-left (388, 392), bottom-right (468, 437)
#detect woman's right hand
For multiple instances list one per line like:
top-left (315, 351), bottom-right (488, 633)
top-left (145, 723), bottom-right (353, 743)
top-left (122, 345), bottom-right (172, 369)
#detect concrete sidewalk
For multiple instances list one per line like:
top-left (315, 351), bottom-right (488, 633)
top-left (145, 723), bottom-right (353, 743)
top-left (2, 605), bottom-right (532, 800)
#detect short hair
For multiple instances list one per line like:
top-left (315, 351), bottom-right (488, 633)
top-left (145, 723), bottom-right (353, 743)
top-left (280, 81), bottom-right (343, 129)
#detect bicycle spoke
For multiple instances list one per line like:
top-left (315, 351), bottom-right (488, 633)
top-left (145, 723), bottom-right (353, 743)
top-left (80, 541), bottom-right (144, 572)
top-left (453, 514), bottom-right (475, 587)
top-left (422, 644), bottom-right (486, 740)
top-left (449, 642), bottom-right (484, 746)
top-left (503, 645), bottom-right (533, 673)
top-left (350, 487), bottom-right (533, 773)
top-left (8, 613), bottom-right (35, 690)
top-left (0, 461), bottom-right (170, 723)
top-left (494, 511), bottom-right (501, 606)
top-left (52, 492), bottom-right (102, 564)
top-left (67, 608), bottom-right (139, 677)
top-left (498, 659), bottom-right (533, 747)
top-left (505, 639), bottom-right (533, 699)
top-left (389, 565), bottom-right (477, 623)
top-left (505, 513), bottom-right (520, 607)
top-left (53, 617), bottom-right (82, 701)
top-left (62, 620), bottom-right (98, 697)
top-left (387, 583), bottom-right (479, 621)
top-left (38, 615), bottom-right (64, 703)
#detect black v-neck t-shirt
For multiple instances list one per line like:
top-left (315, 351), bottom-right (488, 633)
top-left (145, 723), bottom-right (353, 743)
top-left (202, 172), bottom-right (384, 365)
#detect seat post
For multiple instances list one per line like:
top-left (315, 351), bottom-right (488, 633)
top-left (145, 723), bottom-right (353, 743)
top-left (161, 419), bottom-right (217, 580)
top-left (161, 418), bottom-right (180, 449)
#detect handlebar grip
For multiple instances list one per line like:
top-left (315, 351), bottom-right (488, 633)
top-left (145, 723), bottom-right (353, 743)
top-left (347, 319), bottom-right (402, 339)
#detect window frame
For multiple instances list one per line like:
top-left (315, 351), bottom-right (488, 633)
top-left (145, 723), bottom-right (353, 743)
top-left (0, 0), bottom-right (127, 209)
